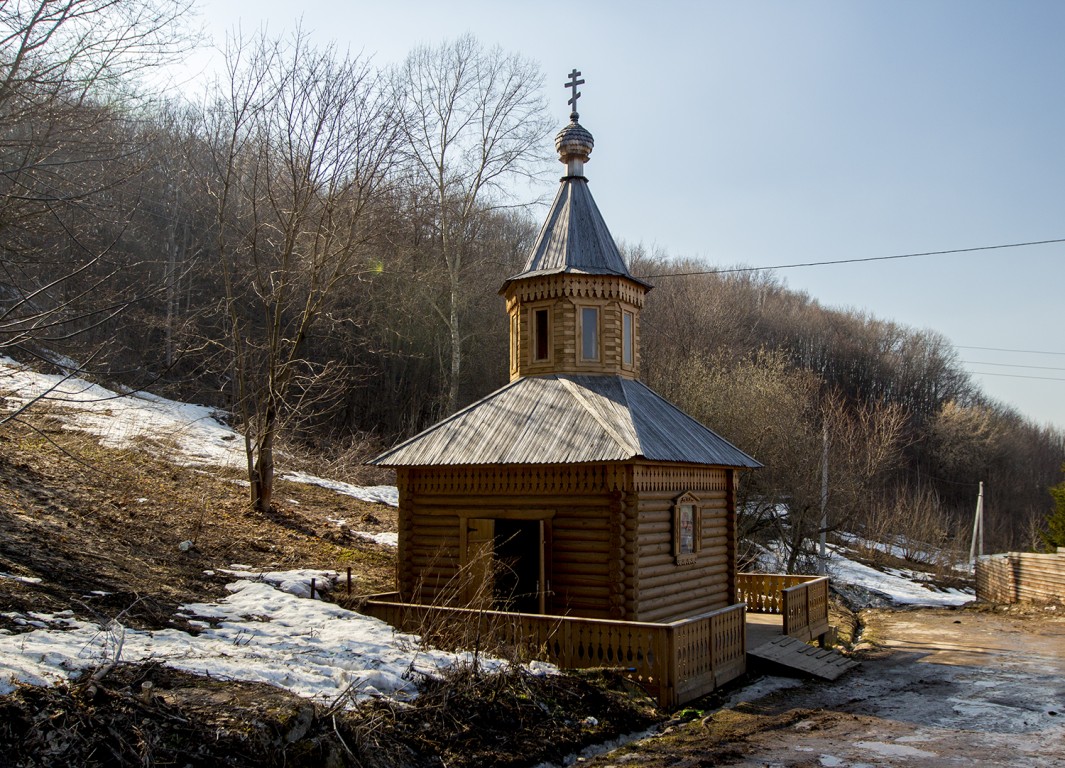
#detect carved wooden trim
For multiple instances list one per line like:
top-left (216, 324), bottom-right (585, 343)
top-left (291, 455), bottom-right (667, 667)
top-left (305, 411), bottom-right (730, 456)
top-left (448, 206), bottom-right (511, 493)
top-left (406, 463), bottom-right (629, 496)
top-left (633, 464), bottom-right (728, 493)
top-left (504, 273), bottom-right (646, 308)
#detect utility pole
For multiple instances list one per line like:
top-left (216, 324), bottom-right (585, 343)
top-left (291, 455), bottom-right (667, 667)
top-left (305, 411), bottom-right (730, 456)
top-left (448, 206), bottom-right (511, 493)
top-left (969, 481), bottom-right (984, 571)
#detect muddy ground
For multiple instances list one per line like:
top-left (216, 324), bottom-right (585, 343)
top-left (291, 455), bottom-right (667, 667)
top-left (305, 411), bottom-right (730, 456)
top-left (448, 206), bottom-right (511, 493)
top-left (585, 604), bottom-right (1065, 767)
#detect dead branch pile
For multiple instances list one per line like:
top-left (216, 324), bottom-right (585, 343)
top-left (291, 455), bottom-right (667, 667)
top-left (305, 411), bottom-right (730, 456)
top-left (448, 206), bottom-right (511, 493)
top-left (0, 662), bottom-right (657, 768)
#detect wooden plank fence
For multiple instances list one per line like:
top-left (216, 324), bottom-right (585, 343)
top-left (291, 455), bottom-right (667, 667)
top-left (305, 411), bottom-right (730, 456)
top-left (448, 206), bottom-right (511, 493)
top-left (357, 595), bottom-right (746, 708)
top-left (976, 550), bottom-right (1065, 604)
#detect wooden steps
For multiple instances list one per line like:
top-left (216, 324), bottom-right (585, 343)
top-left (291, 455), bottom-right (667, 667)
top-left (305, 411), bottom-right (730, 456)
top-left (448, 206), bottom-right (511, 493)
top-left (748, 635), bottom-right (859, 680)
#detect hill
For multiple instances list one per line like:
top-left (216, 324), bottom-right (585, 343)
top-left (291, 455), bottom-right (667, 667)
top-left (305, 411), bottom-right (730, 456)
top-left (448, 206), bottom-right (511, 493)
top-left (0, 367), bottom-right (656, 767)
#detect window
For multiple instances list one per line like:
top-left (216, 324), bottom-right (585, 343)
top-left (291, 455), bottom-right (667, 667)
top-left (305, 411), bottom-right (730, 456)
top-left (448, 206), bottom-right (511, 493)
top-left (580, 306), bottom-right (599, 361)
top-left (533, 307), bottom-right (550, 362)
top-left (510, 312), bottom-right (519, 371)
top-left (622, 310), bottom-right (634, 367)
top-left (673, 492), bottom-right (701, 565)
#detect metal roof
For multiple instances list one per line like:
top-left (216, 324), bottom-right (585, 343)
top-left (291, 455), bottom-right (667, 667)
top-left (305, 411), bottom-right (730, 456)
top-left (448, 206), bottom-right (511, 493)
top-left (502, 178), bottom-right (651, 289)
top-left (370, 375), bottom-right (761, 468)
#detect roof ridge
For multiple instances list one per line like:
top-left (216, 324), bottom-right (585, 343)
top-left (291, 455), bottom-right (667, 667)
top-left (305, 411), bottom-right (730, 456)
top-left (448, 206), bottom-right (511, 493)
top-left (558, 376), bottom-right (638, 455)
top-left (622, 378), bottom-right (762, 467)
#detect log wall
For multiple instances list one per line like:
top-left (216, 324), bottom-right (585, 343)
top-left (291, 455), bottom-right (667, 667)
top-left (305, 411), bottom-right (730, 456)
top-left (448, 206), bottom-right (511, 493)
top-left (395, 462), bottom-right (739, 624)
top-left (504, 273), bottom-right (644, 380)
top-left (976, 550), bottom-right (1065, 604)
top-left (396, 464), bottom-right (624, 619)
top-left (550, 494), bottom-right (617, 619)
top-left (630, 465), bottom-right (734, 623)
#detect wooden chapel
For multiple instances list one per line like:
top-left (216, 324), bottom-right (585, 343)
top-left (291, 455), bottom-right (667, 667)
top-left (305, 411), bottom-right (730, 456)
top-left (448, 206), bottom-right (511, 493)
top-left (370, 72), bottom-right (760, 624)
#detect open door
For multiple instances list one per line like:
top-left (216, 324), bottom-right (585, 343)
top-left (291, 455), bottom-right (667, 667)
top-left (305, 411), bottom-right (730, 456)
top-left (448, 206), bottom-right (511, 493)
top-left (462, 516), bottom-right (551, 613)
top-left (494, 518), bottom-right (542, 613)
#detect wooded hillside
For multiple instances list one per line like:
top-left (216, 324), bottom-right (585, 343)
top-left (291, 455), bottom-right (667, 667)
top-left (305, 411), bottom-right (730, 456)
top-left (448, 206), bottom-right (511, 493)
top-left (2, 1), bottom-right (1061, 561)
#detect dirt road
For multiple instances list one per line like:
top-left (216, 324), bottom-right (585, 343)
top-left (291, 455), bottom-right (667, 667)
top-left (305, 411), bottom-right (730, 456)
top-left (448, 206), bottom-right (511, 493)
top-left (584, 605), bottom-right (1065, 767)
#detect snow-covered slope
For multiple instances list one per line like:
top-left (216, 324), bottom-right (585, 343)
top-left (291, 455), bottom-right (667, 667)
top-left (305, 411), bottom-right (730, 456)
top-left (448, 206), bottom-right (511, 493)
top-left (0, 357), bottom-right (397, 507)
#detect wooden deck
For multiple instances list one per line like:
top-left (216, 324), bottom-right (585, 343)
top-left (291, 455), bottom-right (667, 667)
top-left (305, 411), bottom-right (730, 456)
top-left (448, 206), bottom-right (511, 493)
top-left (357, 573), bottom-right (839, 709)
top-left (746, 611), bottom-right (785, 648)
top-left (737, 572), bottom-right (832, 642)
top-left (358, 596), bottom-right (746, 709)
top-left (740, 574), bottom-right (856, 681)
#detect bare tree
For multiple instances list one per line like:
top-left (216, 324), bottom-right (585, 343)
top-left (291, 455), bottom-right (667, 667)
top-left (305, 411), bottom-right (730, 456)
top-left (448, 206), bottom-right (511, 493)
top-left (663, 348), bottom-right (907, 572)
top-left (395, 34), bottom-right (551, 414)
top-left (0, 0), bottom-right (195, 367)
top-left (205, 29), bottom-right (399, 513)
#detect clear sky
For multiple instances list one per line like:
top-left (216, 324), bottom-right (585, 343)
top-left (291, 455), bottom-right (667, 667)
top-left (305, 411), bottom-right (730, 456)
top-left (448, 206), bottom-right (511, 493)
top-left (180, 0), bottom-right (1065, 430)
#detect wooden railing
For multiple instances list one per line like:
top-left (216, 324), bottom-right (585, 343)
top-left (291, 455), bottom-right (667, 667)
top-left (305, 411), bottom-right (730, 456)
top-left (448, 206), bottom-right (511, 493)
top-left (736, 572), bottom-right (830, 643)
top-left (783, 577), bottom-right (829, 641)
top-left (358, 595), bottom-right (746, 708)
top-left (670, 603), bottom-right (746, 703)
top-left (737, 573), bottom-right (809, 614)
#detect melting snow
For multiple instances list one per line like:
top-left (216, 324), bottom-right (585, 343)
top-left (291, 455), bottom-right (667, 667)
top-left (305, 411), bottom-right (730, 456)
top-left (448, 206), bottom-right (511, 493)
top-left (352, 531), bottom-right (399, 548)
top-left (0, 569), bottom-right (533, 703)
top-left (825, 545), bottom-right (973, 607)
top-left (0, 357), bottom-right (398, 506)
top-left (0, 573), bottom-right (42, 585)
top-left (280, 471), bottom-right (398, 507)
top-left (0, 354), bottom-right (985, 711)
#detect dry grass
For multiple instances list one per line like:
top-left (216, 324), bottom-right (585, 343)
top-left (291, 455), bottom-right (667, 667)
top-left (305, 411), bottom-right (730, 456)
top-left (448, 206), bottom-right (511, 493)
top-left (0, 412), bottom-right (397, 633)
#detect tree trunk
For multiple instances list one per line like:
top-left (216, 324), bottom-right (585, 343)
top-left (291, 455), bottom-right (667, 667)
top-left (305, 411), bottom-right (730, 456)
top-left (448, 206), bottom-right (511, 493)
top-left (251, 407), bottom-right (277, 513)
top-left (447, 272), bottom-right (461, 414)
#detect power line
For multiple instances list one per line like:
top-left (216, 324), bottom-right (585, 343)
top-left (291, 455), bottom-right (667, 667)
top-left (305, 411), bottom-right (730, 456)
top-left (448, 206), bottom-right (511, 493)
top-left (965, 370), bottom-right (1065, 383)
top-left (955, 344), bottom-right (1065, 357)
top-left (636, 237), bottom-right (1065, 279)
top-left (961, 360), bottom-right (1065, 372)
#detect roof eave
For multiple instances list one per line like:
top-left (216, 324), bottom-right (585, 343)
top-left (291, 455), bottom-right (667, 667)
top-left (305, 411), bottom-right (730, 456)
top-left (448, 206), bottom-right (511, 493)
top-left (499, 267), bottom-right (653, 294)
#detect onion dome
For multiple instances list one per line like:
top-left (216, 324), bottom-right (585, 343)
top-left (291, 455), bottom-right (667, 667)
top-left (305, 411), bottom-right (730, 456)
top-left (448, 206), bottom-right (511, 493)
top-left (555, 118), bottom-right (594, 177)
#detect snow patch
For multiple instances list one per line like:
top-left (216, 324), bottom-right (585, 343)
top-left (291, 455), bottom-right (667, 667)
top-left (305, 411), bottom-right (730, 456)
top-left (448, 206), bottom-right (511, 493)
top-left (854, 741), bottom-right (938, 758)
top-left (0, 573), bottom-right (42, 585)
top-left (0, 569), bottom-right (534, 704)
top-left (0, 357), bottom-right (398, 506)
top-left (352, 531), bottom-right (399, 548)
top-left (281, 471), bottom-right (398, 507)
top-left (826, 544), bottom-right (973, 607)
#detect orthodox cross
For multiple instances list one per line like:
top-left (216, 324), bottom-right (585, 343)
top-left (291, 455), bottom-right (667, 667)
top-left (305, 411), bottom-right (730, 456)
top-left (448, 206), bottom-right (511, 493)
top-left (565, 68), bottom-right (585, 116)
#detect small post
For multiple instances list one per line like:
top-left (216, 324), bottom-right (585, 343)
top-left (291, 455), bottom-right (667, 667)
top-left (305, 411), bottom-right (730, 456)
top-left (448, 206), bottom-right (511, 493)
top-left (310, 577), bottom-right (316, 600)
top-left (346, 567), bottom-right (352, 595)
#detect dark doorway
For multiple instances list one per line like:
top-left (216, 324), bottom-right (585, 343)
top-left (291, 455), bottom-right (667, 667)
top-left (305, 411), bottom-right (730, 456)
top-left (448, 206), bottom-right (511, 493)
top-left (493, 518), bottom-right (540, 613)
